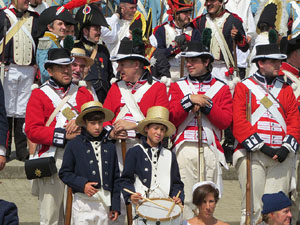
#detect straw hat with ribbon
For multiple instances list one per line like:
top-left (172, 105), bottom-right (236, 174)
top-left (137, 106), bottom-right (176, 137)
top-left (76, 101), bottom-right (114, 126)
top-left (71, 47), bottom-right (94, 67)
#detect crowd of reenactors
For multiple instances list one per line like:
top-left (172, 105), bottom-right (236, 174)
top-left (0, 0), bottom-right (300, 224)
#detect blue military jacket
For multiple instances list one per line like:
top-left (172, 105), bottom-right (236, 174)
top-left (59, 129), bottom-right (120, 212)
top-left (120, 137), bottom-right (184, 204)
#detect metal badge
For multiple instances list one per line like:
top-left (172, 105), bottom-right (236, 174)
top-left (260, 96), bottom-right (273, 109)
top-left (62, 107), bottom-right (75, 121)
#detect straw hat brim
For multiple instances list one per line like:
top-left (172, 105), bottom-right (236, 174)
top-left (137, 118), bottom-right (176, 137)
top-left (72, 55), bottom-right (94, 67)
top-left (76, 107), bottom-right (115, 127)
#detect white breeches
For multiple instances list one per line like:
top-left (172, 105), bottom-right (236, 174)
top-left (235, 151), bottom-right (294, 225)
top-left (3, 64), bottom-right (35, 118)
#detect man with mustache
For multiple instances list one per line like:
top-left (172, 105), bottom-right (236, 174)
top-left (150, 0), bottom-right (201, 83)
top-left (25, 48), bottom-right (93, 225)
top-left (0, 0), bottom-right (39, 162)
top-left (233, 43), bottom-right (300, 224)
top-left (74, 4), bottom-right (114, 103)
top-left (36, 6), bottom-right (76, 84)
top-left (193, 0), bottom-right (249, 83)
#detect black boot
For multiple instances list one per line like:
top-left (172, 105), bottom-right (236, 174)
top-left (14, 118), bottom-right (28, 161)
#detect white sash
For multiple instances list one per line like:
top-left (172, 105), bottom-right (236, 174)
top-left (291, 1), bottom-right (300, 37)
top-left (242, 78), bottom-right (286, 133)
top-left (282, 69), bottom-right (300, 98)
top-left (4, 8), bottom-right (36, 53)
top-left (206, 13), bottom-right (234, 69)
top-left (174, 78), bottom-right (224, 145)
top-left (116, 80), bottom-right (156, 122)
top-left (34, 84), bottom-right (78, 158)
top-left (134, 145), bottom-right (172, 198)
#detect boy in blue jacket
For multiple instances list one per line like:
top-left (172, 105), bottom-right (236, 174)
top-left (59, 101), bottom-right (120, 225)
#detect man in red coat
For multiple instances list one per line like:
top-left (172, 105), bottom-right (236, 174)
top-left (168, 41), bottom-right (233, 219)
top-left (103, 36), bottom-right (169, 225)
top-left (233, 43), bottom-right (300, 224)
top-left (25, 48), bottom-right (93, 225)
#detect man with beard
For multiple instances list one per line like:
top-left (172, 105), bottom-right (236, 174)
top-left (168, 41), bottom-right (232, 219)
top-left (0, 0), bottom-right (38, 161)
top-left (74, 4), bottom-right (114, 103)
top-left (193, 0), bottom-right (249, 83)
top-left (70, 47), bottom-right (98, 100)
top-left (25, 48), bottom-right (93, 225)
top-left (36, 6), bottom-right (76, 83)
top-left (233, 43), bottom-right (300, 224)
top-left (150, 0), bottom-right (201, 83)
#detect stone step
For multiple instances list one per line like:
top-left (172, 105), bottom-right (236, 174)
top-left (0, 158), bottom-right (239, 180)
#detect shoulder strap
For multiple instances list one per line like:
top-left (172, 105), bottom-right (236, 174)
top-left (44, 85), bottom-right (78, 127)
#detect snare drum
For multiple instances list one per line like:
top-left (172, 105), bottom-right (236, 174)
top-left (135, 198), bottom-right (183, 225)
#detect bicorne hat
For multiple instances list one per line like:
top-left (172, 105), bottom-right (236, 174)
top-left (44, 48), bottom-right (75, 69)
top-left (251, 43), bottom-right (287, 63)
top-left (137, 106), bottom-right (175, 137)
top-left (36, 6), bottom-right (77, 38)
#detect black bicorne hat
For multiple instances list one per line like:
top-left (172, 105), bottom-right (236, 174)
top-left (179, 41), bottom-right (214, 62)
top-left (36, 6), bottom-right (77, 38)
top-left (44, 48), bottom-right (75, 69)
top-left (284, 34), bottom-right (300, 56)
top-left (252, 43), bottom-right (287, 63)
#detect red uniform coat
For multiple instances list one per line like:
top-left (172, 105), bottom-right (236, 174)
top-left (103, 78), bottom-right (169, 127)
top-left (281, 62), bottom-right (300, 108)
top-left (168, 75), bottom-right (233, 151)
top-left (233, 73), bottom-right (300, 154)
top-left (25, 83), bottom-right (93, 154)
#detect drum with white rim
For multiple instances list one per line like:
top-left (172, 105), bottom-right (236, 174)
top-left (135, 198), bottom-right (183, 225)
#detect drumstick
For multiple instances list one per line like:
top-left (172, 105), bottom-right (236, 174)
top-left (166, 190), bottom-right (181, 217)
top-left (123, 188), bottom-right (170, 211)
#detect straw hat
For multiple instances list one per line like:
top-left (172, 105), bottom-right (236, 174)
top-left (137, 106), bottom-right (176, 137)
top-left (71, 48), bottom-right (94, 67)
top-left (76, 101), bottom-right (114, 126)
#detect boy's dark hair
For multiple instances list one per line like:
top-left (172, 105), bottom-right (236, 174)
top-left (192, 184), bottom-right (219, 206)
top-left (83, 111), bottom-right (105, 122)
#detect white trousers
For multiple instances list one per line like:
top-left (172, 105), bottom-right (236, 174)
top-left (3, 64), bottom-right (35, 118)
top-left (35, 149), bottom-right (65, 225)
top-left (108, 138), bottom-right (140, 225)
top-left (176, 142), bottom-right (218, 220)
top-left (72, 193), bottom-right (109, 225)
top-left (235, 151), bottom-right (294, 225)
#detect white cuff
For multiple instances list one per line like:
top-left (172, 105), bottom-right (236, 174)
top-left (0, 145), bottom-right (6, 156)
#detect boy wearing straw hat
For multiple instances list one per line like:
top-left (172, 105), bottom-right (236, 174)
top-left (121, 106), bottom-right (184, 207)
top-left (59, 101), bottom-right (121, 225)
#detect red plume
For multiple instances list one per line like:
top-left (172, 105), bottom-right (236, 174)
top-left (63, 0), bottom-right (98, 10)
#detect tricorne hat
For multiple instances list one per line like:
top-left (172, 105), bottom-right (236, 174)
top-left (44, 48), bottom-right (75, 70)
top-left (71, 47), bottom-right (94, 67)
top-left (261, 191), bottom-right (291, 214)
top-left (192, 181), bottom-right (218, 194)
top-left (137, 106), bottom-right (176, 137)
top-left (179, 40), bottom-right (214, 62)
top-left (36, 6), bottom-right (77, 38)
top-left (251, 43), bottom-right (287, 63)
top-left (76, 101), bottom-right (115, 126)
top-left (110, 31), bottom-right (150, 66)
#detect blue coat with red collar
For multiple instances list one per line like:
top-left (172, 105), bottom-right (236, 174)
top-left (58, 129), bottom-right (121, 213)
